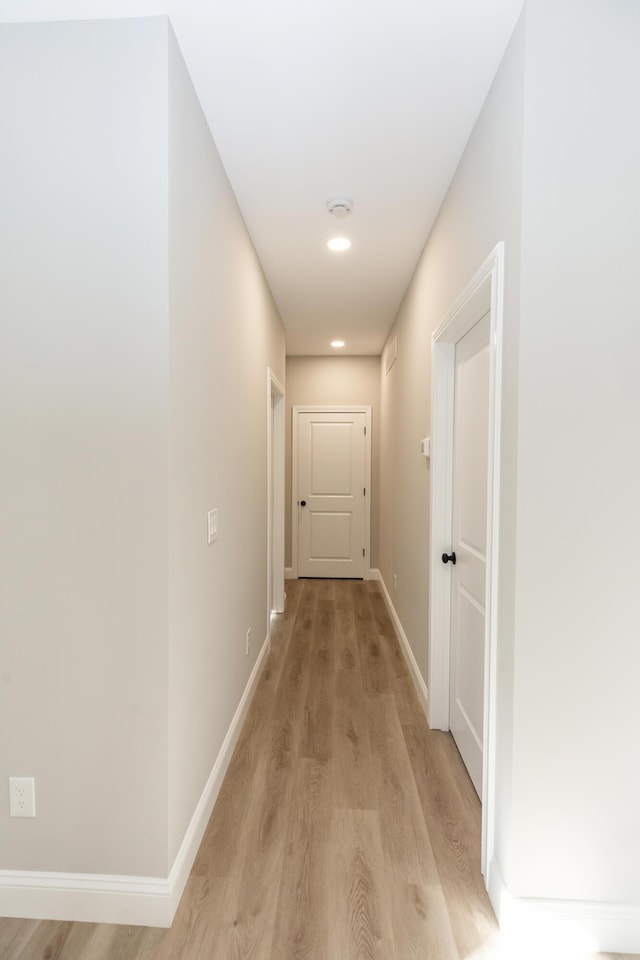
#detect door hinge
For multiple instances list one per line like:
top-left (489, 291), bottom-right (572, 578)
top-left (362, 548), bottom-right (365, 557)
top-left (364, 426), bottom-right (367, 435)
top-left (363, 487), bottom-right (366, 496)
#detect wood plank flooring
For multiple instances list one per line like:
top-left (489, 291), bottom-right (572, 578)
top-left (1, 579), bottom-right (635, 959)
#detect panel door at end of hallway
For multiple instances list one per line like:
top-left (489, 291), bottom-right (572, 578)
top-left (297, 411), bottom-right (366, 579)
top-left (449, 310), bottom-right (490, 800)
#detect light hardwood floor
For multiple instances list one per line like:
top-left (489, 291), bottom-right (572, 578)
top-left (1, 579), bottom-right (635, 959)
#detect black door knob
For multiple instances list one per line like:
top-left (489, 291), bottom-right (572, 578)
top-left (300, 500), bottom-right (307, 507)
top-left (442, 551), bottom-right (456, 565)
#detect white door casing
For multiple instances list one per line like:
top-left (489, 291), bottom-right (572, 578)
top-left (267, 368), bottom-right (285, 629)
top-left (429, 242), bottom-right (504, 879)
top-left (449, 311), bottom-right (490, 799)
top-left (292, 406), bottom-right (371, 579)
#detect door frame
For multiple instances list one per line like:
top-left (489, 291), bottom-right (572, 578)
top-left (291, 405), bottom-right (372, 580)
top-left (428, 242), bottom-right (504, 878)
top-left (267, 368), bottom-right (285, 633)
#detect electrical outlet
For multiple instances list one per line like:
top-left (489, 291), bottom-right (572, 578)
top-left (246, 628), bottom-right (251, 656)
top-left (9, 777), bottom-right (36, 817)
top-left (393, 573), bottom-right (397, 592)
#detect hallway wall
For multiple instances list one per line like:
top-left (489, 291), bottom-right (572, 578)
top-left (379, 0), bottom-right (640, 939)
top-left (167, 26), bottom-right (285, 864)
top-left (379, 5), bottom-right (525, 888)
top-left (0, 16), bottom-right (285, 895)
top-left (0, 17), bottom-right (171, 879)
top-left (284, 356), bottom-right (380, 571)
top-left (509, 0), bottom-right (640, 906)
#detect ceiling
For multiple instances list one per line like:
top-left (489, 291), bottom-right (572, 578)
top-left (1, 0), bottom-right (525, 355)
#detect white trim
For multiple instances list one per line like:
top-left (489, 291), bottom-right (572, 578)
top-left (0, 634), bottom-right (271, 928)
top-left (164, 631), bottom-right (269, 917)
top-left (364, 567), bottom-right (379, 581)
top-left (378, 572), bottom-right (429, 720)
top-left (267, 368), bottom-right (285, 626)
top-left (291, 405), bottom-right (372, 580)
top-left (488, 858), bottom-right (640, 956)
top-left (0, 871), bottom-right (171, 929)
top-left (428, 337), bottom-right (455, 725)
top-left (284, 566), bottom-right (294, 580)
top-left (428, 242), bottom-right (504, 880)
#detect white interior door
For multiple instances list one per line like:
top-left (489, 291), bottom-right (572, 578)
top-left (296, 411), bottom-right (366, 578)
top-left (448, 310), bottom-right (490, 798)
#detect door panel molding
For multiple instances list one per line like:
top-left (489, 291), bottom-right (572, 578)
top-left (291, 405), bottom-right (372, 579)
top-left (428, 242), bottom-right (504, 879)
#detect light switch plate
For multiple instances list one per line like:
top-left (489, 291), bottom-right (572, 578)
top-left (207, 509), bottom-right (218, 544)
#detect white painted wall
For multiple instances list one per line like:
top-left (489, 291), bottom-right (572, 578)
top-left (285, 356), bottom-right (380, 569)
top-left (379, 10), bottom-right (526, 885)
top-left (167, 28), bottom-right (285, 863)
top-left (510, 0), bottom-right (640, 903)
top-left (0, 17), bottom-right (170, 878)
top-left (0, 16), bottom-right (285, 886)
top-left (379, 0), bottom-right (640, 925)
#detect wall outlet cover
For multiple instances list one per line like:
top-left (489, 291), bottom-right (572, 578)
top-left (9, 777), bottom-right (36, 817)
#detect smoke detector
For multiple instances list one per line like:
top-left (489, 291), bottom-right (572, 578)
top-left (326, 197), bottom-right (353, 219)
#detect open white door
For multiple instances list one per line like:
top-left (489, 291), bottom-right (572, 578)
top-left (429, 242), bottom-right (504, 877)
top-left (448, 311), bottom-right (490, 799)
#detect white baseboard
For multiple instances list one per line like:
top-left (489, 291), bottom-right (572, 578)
top-left (0, 634), bottom-right (271, 929)
top-left (286, 567), bottom-right (378, 582)
top-left (488, 857), bottom-right (640, 955)
top-left (377, 572), bottom-right (429, 719)
top-left (0, 870), bottom-right (173, 929)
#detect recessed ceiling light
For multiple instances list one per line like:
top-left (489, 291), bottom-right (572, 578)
top-left (327, 237), bottom-right (351, 252)
top-left (331, 340), bottom-right (345, 348)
